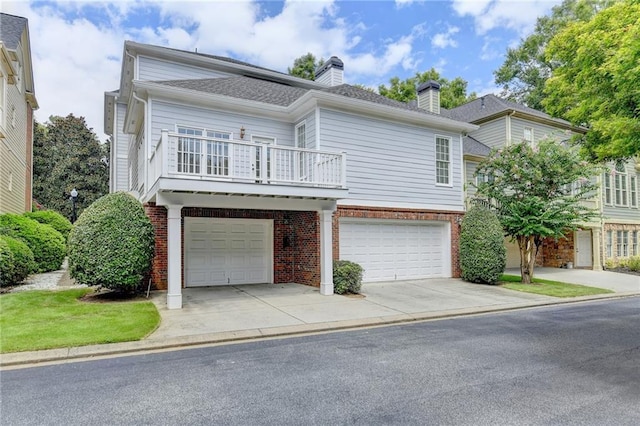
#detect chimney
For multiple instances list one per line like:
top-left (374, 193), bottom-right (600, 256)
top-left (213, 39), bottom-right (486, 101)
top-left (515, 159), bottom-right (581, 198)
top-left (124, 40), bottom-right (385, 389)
top-left (417, 80), bottom-right (441, 114)
top-left (315, 56), bottom-right (344, 86)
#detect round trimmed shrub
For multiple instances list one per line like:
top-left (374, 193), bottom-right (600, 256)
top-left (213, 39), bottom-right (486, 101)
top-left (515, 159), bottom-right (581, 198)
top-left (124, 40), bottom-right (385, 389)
top-left (68, 192), bottom-right (154, 292)
top-left (0, 235), bottom-right (36, 286)
top-left (333, 260), bottom-right (364, 294)
top-left (25, 210), bottom-right (73, 240)
top-left (0, 213), bottom-right (65, 273)
top-left (460, 205), bottom-right (506, 285)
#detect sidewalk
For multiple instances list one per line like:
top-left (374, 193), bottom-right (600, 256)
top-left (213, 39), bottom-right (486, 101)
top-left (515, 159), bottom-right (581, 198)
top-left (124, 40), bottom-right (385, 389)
top-left (2, 270), bottom-right (638, 368)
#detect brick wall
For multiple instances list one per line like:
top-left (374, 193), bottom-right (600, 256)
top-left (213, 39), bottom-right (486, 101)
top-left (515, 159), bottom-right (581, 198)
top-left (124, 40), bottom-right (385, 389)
top-left (333, 206), bottom-right (463, 278)
top-left (144, 206), bottom-right (322, 290)
top-left (145, 203), bottom-right (168, 290)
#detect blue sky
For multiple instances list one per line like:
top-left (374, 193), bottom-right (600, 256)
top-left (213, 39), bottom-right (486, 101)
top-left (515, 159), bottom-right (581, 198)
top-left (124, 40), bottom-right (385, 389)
top-left (4, 0), bottom-right (562, 141)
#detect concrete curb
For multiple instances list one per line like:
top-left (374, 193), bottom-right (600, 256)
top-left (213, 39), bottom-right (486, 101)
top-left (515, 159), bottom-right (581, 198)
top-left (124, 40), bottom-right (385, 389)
top-left (2, 292), bottom-right (638, 369)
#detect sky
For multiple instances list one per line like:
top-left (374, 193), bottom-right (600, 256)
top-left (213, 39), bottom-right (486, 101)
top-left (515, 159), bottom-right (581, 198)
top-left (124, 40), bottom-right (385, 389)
top-left (3, 0), bottom-right (563, 142)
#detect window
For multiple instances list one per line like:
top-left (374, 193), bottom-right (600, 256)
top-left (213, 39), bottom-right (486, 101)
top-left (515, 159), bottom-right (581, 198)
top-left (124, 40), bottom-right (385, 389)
top-left (614, 162), bottom-right (628, 206)
top-left (523, 127), bottom-right (534, 145)
top-left (476, 172), bottom-right (493, 186)
top-left (632, 231), bottom-right (639, 256)
top-left (295, 122), bottom-right (306, 149)
top-left (616, 230), bottom-right (629, 257)
top-left (631, 175), bottom-right (638, 208)
top-left (603, 172), bottom-right (612, 205)
top-left (435, 136), bottom-right (451, 185)
top-left (176, 126), bottom-right (231, 175)
top-left (606, 231), bottom-right (613, 258)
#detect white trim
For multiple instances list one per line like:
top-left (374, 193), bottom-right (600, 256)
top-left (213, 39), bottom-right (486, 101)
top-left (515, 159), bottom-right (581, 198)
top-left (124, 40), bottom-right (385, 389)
top-left (315, 107), bottom-right (321, 150)
top-left (435, 134), bottom-right (452, 186)
top-left (337, 199), bottom-right (464, 212)
top-left (459, 134), bottom-right (464, 204)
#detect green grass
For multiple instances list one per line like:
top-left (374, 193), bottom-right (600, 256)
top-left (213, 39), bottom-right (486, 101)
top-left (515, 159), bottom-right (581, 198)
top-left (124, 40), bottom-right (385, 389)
top-left (0, 289), bottom-right (160, 353)
top-left (499, 274), bottom-right (614, 298)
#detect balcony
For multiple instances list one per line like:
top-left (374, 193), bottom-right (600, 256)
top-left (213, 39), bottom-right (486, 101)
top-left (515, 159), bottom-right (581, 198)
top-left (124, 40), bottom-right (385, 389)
top-left (147, 130), bottom-right (347, 200)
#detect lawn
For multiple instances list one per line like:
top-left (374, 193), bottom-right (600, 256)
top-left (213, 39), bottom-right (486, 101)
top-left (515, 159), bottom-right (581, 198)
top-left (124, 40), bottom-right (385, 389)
top-left (0, 288), bottom-right (160, 353)
top-left (500, 274), bottom-right (614, 298)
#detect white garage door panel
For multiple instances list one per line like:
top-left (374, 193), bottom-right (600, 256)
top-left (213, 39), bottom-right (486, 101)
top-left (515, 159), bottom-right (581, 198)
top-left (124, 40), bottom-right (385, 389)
top-left (339, 220), bottom-right (449, 282)
top-left (185, 218), bottom-right (272, 287)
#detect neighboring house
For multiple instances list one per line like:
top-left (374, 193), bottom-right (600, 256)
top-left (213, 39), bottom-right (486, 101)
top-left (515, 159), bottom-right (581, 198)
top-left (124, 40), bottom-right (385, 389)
top-left (104, 41), bottom-right (477, 309)
top-left (0, 13), bottom-right (38, 214)
top-left (448, 94), bottom-right (640, 270)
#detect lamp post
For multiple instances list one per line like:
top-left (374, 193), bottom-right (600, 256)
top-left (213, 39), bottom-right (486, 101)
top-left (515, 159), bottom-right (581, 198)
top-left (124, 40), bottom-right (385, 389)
top-left (70, 188), bottom-right (78, 223)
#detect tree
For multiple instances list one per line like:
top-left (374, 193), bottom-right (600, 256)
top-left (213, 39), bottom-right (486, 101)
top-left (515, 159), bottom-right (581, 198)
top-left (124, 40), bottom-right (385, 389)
top-left (474, 140), bottom-right (599, 284)
top-left (287, 53), bottom-right (324, 81)
top-left (494, 0), bottom-right (613, 110)
top-left (32, 114), bottom-right (109, 220)
top-left (378, 69), bottom-right (477, 109)
top-left (544, 0), bottom-right (640, 161)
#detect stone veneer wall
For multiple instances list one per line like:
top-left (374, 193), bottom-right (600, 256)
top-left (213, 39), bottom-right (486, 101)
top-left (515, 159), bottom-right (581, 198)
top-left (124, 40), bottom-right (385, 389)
top-left (332, 206), bottom-right (463, 278)
top-left (541, 232), bottom-right (575, 268)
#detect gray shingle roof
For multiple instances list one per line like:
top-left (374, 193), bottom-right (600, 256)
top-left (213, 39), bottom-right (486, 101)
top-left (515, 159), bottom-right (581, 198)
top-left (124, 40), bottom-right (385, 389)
top-left (156, 76), bottom-right (308, 106)
top-left (0, 13), bottom-right (27, 50)
top-left (463, 135), bottom-right (491, 157)
top-left (447, 94), bottom-right (573, 126)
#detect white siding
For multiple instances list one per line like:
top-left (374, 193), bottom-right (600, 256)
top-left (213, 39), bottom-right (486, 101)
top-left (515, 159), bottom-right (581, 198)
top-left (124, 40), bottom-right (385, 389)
top-left (296, 111), bottom-right (316, 150)
top-left (510, 117), bottom-right (573, 145)
top-left (138, 56), bottom-right (231, 81)
top-left (111, 103), bottom-right (129, 192)
top-left (465, 160), bottom-right (479, 199)
top-left (319, 108), bottom-right (464, 209)
top-left (150, 100), bottom-right (294, 146)
top-left (603, 160), bottom-right (640, 222)
top-left (468, 118), bottom-right (505, 149)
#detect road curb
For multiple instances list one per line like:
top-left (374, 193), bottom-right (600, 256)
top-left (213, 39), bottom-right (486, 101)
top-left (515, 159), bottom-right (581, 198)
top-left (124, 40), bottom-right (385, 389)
top-left (2, 292), bottom-right (638, 369)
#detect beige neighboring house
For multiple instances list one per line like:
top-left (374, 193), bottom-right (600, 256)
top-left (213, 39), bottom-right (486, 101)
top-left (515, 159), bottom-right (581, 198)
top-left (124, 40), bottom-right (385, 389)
top-left (0, 13), bottom-right (38, 214)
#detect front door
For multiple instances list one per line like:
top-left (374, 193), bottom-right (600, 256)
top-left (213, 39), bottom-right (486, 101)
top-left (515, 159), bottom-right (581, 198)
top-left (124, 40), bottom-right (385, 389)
top-left (576, 230), bottom-right (593, 268)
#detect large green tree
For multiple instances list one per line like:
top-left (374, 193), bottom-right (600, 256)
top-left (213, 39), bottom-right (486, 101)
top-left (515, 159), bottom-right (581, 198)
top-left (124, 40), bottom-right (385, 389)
top-left (544, 0), bottom-right (640, 161)
top-left (33, 114), bottom-right (109, 220)
top-left (494, 0), bottom-right (613, 110)
top-left (378, 69), bottom-right (476, 109)
top-left (474, 140), bottom-right (599, 284)
top-left (287, 53), bottom-right (324, 81)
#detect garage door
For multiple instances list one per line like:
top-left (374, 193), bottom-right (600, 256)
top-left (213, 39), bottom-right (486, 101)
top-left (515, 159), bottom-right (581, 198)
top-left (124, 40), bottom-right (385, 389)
top-left (505, 237), bottom-right (520, 268)
top-left (185, 218), bottom-right (272, 287)
top-left (339, 220), bottom-right (450, 282)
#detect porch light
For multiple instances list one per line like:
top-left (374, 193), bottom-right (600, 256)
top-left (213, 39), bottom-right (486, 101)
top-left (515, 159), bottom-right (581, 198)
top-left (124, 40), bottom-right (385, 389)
top-left (240, 126), bottom-right (245, 139)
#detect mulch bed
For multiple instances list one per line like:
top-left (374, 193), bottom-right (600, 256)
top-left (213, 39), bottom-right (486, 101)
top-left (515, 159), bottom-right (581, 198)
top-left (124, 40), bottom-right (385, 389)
top-left (80, 290), bottom-right (150, 303)
top-left (604, 267), bottom-right (640, 277)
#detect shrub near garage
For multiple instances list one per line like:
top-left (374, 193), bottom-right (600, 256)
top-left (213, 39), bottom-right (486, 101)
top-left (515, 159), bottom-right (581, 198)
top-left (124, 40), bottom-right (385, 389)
top-left (25, 210), bottom-right (73, 240)
top-left (68, 192), bottom-right (154, 292)
top-left (460, 205), bottom-right (506, 285)
top-left (0, 214), bottom-right (65, 273)
top-left (0, 235), bottom-right (36, 286)
top-left (333, 260), bottom-right (364, 294)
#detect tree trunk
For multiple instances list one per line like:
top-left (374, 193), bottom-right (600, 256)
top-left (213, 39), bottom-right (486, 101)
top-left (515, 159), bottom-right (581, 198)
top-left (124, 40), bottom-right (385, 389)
top-left (518, 235), bottom-right (536, 284)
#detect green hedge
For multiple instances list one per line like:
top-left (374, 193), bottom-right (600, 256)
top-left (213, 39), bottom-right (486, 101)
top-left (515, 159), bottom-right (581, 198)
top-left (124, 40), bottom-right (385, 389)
top-left (333, 260), bottom-right (364, 294)
top-left (0, 213), bottom-right (65, 273)
top-left (460, 205), bottom-right (506, 285)
top-left (0, 235), bottom-right (36, 286)
top-left (68, 192), bottom-right (155, 292)
top-left (25, 210), bottom-right (73, 240)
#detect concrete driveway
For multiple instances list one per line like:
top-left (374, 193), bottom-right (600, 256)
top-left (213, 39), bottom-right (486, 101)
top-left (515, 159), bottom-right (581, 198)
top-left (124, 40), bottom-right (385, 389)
top-left (148, 278), bottom-right (559, 341)
top-left (527, 267), bottom-right (640, 293)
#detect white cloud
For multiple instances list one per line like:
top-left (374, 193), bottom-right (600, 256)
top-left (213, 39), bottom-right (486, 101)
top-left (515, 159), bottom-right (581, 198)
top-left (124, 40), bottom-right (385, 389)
top-left (431, 26), bottom-right (460, 49)
top-left (479, 36), bottom-right (501, 61)
top-left (395, 0), bottom-right (422, 8)
top-left (452, 0), bottom-right (562, 36)
top-left (4, 0), bottom-right (428, 141)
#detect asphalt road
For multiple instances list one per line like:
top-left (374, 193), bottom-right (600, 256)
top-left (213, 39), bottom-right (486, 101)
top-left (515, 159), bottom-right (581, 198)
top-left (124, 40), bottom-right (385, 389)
top-left (2, 298), bottom-right (639, 425)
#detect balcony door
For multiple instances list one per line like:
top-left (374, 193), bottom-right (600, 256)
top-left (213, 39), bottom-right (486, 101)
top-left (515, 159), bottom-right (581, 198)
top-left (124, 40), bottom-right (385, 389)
top-left (251, 136), bottom-right (275, 181)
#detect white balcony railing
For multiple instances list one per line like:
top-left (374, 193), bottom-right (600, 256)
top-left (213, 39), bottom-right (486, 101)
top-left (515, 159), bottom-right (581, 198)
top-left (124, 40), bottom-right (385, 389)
top-left (149, 130), bottom-right (346, 190)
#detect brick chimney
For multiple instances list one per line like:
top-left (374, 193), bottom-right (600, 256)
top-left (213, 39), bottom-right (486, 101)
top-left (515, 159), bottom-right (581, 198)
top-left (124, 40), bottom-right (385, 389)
top-left (315, 56), bottom-right (344, 86)
top-left (417, 80), bottom-right (441, 114)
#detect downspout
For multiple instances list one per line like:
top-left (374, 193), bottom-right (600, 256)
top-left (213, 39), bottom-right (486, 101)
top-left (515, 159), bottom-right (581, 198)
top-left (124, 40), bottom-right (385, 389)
top-left (505, 110), bottom-right (516, 145)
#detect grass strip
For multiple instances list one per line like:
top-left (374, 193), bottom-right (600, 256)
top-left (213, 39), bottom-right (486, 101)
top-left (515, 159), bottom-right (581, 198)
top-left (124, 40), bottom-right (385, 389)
top-left (0, 288), bottom-right (160, 353)
top-left (499, 274), bottom-right (614, 298)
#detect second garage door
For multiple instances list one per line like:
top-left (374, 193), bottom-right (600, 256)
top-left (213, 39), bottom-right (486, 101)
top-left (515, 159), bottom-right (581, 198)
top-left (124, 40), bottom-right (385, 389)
top-left (185, 218), bottom-right (272, 287)
top-left (339, 219), bottom-right (450, 282)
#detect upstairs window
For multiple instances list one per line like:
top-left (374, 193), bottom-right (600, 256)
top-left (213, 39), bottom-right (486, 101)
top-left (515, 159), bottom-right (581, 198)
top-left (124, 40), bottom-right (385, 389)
top-left (435, 136), bottom-right (451, 185)
top-left (523, 127), bottom-right (534, 145)
top-left (603, 172), bottom-right (612, 205)
top-left (295, 122), bottom-right (306, 149)
top-left (630, 175), bottom-right (638, 208)
top-left (614, 162), bottom-right (628, 206)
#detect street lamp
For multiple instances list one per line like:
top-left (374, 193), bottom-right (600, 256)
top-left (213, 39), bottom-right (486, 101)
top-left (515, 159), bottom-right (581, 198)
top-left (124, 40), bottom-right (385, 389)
top-left (70, 188), bottom-right (78, 223)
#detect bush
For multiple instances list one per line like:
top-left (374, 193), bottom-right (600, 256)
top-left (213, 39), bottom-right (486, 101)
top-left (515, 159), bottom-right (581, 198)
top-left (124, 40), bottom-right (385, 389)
top-left (25, 210), bottom-right (73, 240)
top-left (0, 235), bottom-right (36, 286)
top-left (460, 205), bottom-right (506, 285)
top-left (333, 260), bottom-right (364, 294)
top-left (68, 192), bottom-right (155, 292)
top-left (628, 256), bottom-right (640, 272)
top-left (0, 213), bottom-right (65, 273)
